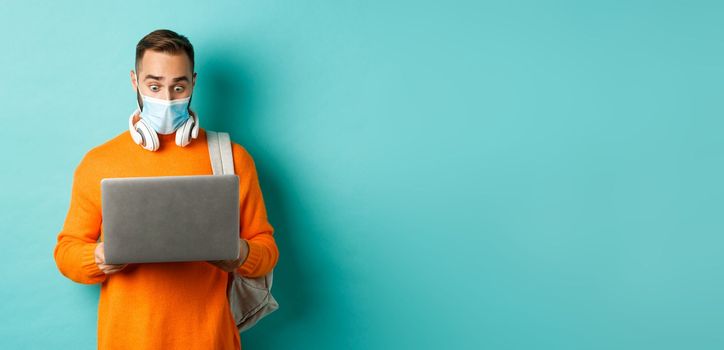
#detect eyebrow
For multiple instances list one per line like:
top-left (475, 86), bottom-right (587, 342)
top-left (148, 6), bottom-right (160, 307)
top-left (143, 75), bottom-right (190, 83)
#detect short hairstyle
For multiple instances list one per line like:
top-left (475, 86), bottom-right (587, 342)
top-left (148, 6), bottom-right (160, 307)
top-left (135, 29), bottom-right (195, 73)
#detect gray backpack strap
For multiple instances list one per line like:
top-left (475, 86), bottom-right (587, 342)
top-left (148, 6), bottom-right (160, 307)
top-left (208, 129), bottom-right (279, 332)
top-left (207, 130), bottom-right (235, 175)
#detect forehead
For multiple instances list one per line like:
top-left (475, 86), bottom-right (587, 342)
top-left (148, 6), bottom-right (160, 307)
top-left (138, 50), bottom-right (193, 78)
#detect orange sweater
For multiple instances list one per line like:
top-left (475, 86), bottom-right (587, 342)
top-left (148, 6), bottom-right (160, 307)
top-left (53, 128), bottom-right (279, 350)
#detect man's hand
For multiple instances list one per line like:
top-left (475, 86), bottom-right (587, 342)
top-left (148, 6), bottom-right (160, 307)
top-left (208, 239), bottom-right (250, 273)
top-left (94, 242), bottom-right (128, 275)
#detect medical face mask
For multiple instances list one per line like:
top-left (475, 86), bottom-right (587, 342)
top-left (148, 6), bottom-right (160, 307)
top-left (136, 78), bottom-right (192, 134)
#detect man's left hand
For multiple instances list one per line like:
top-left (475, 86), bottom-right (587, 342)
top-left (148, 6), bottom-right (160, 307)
top-left (208, 239), bottom-right (250, 273)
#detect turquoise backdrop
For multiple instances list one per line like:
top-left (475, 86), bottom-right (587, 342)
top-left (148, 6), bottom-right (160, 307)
top-left (1, 1), bottom-right (723, 349)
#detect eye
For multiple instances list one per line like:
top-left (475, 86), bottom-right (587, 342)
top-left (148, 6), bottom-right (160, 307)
top-left (149, 85), bottom-right (160, 92)
top-left (174, 86), bottom-right (185, 93)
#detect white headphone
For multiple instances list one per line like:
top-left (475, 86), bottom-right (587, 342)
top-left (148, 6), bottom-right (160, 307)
top-left (128, 108), bottom-right (200, 151)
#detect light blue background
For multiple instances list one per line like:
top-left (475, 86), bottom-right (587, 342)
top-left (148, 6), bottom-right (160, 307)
top-left (1, 0), bottom-right (723, 349)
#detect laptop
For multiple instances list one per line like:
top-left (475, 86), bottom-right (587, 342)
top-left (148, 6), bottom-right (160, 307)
top-left (100, 174), bottom-right (240, 264)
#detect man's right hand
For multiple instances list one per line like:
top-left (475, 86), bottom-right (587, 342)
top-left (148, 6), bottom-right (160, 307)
top-left (94, 242), bottom-right (128, 275)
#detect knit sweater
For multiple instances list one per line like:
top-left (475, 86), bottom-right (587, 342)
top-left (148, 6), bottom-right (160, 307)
top-left (53, 127), bottom-right (279, 350)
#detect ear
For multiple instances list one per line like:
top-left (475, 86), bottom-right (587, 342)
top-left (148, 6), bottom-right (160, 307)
top-left (130, 70), bottom-right (138, 91)
top-left (192, 72), bottom-right (197, 88)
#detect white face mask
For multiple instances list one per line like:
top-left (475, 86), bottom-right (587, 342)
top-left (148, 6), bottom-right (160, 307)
top-left (136, 77), bottom-right (192, 134)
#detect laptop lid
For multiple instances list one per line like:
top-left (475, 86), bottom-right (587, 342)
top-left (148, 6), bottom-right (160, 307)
top-left (100, 174), bottom-right (240, 264)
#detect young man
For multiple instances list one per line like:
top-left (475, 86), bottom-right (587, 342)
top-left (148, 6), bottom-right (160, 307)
top-left (53, 29), bottom-right (279, 349)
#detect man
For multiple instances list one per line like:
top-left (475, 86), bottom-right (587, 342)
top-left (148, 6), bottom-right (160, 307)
top-left (53, 29), bottom-right (279, 349)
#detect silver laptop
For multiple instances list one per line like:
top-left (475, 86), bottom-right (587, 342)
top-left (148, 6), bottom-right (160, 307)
top-left (100, 174), bottom-right (240, 264)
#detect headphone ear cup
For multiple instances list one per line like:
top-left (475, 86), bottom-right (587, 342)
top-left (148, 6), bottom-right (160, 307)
top-left (136, 119), bottom-right (159, 151)
top-left (128, 111), bottom-right (143, 145)
top-left (175, 116), bottom-right (195, 147)
top-left (190, 111), bottom-right (200, 139)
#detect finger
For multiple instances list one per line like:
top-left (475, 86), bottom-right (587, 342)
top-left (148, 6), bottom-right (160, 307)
top-left (105, 267), bottom-right (124, 274)
top-left (100, 264), bottom-right (125, 273)
top-left (101, 264), bottom-right (124, 270)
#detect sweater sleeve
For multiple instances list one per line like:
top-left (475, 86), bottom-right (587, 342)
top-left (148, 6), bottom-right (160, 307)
top-left (232, 144), bottom-right (279, 278)
top-left (53, 152), bottom-right (107, 284)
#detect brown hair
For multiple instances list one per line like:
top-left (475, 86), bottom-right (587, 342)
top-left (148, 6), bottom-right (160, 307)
top-left (135, 29), bottom-right (195, 73)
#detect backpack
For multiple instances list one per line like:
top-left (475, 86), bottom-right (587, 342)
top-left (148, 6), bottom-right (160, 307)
top-left (206, 130), bottom-right (279, 332)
